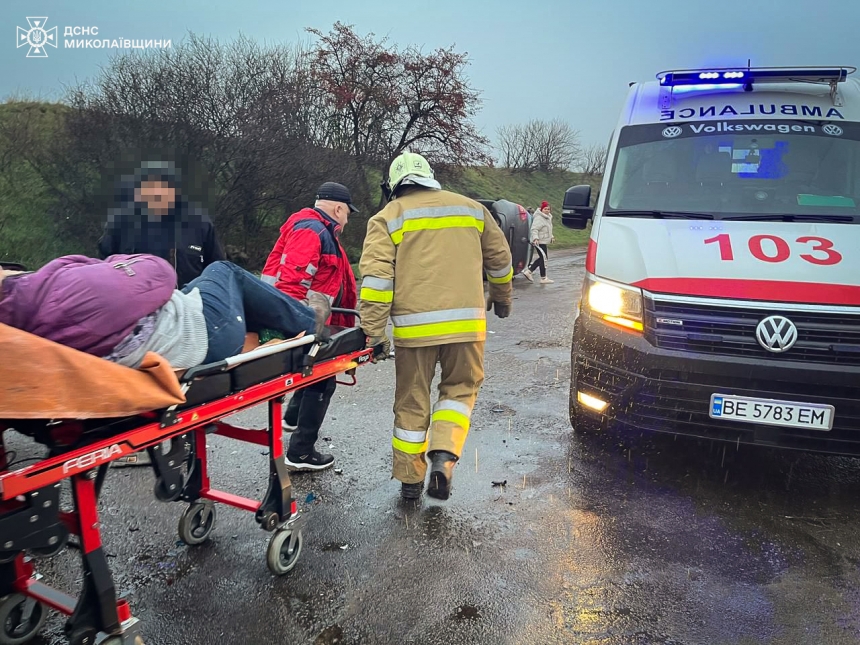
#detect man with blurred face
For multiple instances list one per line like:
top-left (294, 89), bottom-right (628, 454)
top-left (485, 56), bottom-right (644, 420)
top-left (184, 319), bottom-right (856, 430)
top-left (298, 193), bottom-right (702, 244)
top-left (99, 160), bottom-right (225, 289)
top-left (99, 160), bottom-right (225, 466)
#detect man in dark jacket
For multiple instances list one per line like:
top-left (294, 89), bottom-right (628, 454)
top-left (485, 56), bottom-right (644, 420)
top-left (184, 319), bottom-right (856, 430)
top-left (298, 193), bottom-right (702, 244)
top-left (99, 161), bottom-right (224, 466)
top-left (98, 161), bottom-right (225, 288)
top-left (261, 182), bottom-right (358, 472)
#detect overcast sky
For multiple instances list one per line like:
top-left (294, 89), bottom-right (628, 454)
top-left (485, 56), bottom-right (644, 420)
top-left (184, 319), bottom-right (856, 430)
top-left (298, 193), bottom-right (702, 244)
top-left (3, 0), bottom-right (859, 150)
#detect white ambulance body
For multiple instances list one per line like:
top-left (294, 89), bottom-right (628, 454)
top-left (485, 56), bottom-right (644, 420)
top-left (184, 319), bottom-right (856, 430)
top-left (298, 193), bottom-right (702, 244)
top-left (563, 66), bottom-right (860, 453)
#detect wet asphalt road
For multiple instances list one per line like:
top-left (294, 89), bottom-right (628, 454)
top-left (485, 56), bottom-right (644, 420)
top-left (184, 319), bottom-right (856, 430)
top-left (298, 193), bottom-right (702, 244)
top-left (9, 248), bottom-right (860, 645)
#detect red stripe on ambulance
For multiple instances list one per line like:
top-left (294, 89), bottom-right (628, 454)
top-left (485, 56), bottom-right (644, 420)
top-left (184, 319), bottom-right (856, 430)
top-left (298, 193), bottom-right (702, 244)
top-left (631, 278), bottom-right (860, 306)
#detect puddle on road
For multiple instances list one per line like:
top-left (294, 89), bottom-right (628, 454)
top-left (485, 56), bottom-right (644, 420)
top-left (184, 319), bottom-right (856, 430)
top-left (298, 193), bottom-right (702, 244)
top-left (452, 604), bottom-right (482, 621)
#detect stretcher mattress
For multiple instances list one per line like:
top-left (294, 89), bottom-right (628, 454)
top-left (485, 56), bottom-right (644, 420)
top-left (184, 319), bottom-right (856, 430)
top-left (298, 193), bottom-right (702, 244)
top-left (0, 323), bottom-right (367, 421)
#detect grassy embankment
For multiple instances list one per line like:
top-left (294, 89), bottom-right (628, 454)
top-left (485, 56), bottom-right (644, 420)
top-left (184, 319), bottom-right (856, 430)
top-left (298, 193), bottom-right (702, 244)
top-left (0, 102), bottom-right (601, 271)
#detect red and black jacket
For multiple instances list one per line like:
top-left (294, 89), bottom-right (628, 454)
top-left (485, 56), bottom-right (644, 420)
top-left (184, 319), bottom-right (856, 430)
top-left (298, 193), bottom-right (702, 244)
top-left (261, 208), bottom-right (357, 328)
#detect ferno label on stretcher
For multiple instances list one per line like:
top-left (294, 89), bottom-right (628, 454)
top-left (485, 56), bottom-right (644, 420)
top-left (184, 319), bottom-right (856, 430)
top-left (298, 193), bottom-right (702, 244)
top-left (0, 323), bottom-right (185, 419)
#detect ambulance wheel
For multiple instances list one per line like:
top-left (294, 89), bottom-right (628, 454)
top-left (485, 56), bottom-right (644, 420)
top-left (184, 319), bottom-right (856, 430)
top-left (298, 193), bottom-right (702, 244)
top-left (266, 529), bottom-right (303, 575)
top-left (178, 502), bottom-right (216, 546)
top-left (0, 594), bottom-right (47, 645)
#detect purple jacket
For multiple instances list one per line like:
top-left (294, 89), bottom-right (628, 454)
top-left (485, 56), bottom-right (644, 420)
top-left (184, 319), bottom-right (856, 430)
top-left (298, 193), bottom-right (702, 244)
top-left (0, 254), bottom-right (176, 357)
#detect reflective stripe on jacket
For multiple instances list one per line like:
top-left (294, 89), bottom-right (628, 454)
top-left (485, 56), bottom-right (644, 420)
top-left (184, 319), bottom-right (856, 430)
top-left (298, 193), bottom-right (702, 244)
top-left (358, 187), bottom-right (513, 348)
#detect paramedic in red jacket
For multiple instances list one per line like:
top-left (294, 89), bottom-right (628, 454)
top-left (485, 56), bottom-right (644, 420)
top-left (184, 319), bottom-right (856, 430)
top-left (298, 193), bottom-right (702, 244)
top-left (262, 182), bottom-right (359, 472)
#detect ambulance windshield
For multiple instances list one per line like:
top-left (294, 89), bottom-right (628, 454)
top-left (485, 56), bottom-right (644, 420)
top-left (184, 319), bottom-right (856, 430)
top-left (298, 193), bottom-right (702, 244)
top-left (606, 120), bottom-right (860, 222)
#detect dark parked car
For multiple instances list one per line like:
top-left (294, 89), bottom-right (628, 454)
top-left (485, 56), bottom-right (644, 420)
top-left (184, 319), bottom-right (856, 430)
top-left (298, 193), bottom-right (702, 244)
top-left (477, 199), bottom-right (531, 276)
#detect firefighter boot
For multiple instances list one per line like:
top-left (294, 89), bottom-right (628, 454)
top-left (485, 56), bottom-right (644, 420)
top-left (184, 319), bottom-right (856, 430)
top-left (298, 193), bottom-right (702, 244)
top-left (401, 481), bottom-right (424, 500)
top-left (427, 450), bottom-right (458, 500)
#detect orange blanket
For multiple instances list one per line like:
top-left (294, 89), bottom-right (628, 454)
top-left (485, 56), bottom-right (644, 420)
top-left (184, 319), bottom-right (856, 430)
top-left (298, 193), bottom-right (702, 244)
top-left (0, 323), bottom-right (186, 419)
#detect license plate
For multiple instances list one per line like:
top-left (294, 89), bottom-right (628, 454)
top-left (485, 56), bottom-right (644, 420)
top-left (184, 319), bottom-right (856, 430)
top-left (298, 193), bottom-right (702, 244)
top-left (709, 394), bottom-right (835, 431)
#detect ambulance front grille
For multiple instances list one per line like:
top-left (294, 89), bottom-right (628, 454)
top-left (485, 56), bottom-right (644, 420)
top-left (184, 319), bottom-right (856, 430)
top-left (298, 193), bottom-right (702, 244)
top-left (644, 297), bottom-right (860, 366)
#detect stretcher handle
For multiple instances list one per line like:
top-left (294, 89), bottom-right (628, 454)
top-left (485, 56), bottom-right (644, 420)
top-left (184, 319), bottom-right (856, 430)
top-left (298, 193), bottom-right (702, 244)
top-left (180, 334), bottom-right (317, 382)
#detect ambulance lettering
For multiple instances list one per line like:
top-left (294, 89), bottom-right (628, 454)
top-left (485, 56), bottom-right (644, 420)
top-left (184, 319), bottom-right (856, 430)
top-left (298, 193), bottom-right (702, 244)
top-left (63, 444), bottom-right (123, 473)
top-left (661, 105), bottom-right (845, 121)
top-left (687, 122), bottom-right (817, 134)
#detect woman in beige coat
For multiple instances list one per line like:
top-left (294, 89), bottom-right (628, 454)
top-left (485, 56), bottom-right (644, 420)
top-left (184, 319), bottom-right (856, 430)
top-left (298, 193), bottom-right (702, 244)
top-left (522, 201), bottom-right (554, 284)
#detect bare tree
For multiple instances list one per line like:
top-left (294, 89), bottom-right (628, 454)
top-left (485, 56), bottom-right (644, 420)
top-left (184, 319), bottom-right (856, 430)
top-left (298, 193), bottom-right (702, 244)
top-left (578, 142), bottom-right (608, 177)
top-left (495, 119), bottom-right (581, 172)
top-left (496, 123), bottom-right (527, 169)
top-left (307, 22), bottom-right (492, 202)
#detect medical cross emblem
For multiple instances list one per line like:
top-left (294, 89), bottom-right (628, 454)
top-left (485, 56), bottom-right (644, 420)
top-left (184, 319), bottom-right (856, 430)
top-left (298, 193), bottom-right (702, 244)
top-left (17, 17), bottom-right (58, 58)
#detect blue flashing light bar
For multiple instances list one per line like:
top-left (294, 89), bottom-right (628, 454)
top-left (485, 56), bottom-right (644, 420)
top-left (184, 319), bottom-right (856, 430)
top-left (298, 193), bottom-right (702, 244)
top-left (671, 83), bottom-right (744, 94)
top-left (658, 66), bottom-right (854, 87)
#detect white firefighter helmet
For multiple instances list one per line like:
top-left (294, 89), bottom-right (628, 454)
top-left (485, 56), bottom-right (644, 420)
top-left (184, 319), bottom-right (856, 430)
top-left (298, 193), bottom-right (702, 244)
top-left (387, 150), bottom-right (442, 193)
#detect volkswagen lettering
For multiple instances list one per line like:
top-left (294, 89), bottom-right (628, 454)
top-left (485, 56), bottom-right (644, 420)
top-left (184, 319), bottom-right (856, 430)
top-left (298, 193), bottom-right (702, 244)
top-left (563, 66), bottom-right (860, 455)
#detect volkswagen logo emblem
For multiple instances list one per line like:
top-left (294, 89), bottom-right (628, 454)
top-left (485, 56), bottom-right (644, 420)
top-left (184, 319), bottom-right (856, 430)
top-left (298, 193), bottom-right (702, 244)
top-left (755, 315), bottom-right (799, 353)
top-left (822, 124), bottom-right (843, 137)
top-left (662, 126), bottom-right (683, 138)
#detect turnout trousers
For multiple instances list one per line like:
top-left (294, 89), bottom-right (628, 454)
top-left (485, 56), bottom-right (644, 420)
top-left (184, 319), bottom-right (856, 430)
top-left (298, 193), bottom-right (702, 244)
top-left (391, 341), bottom-right (485, 484)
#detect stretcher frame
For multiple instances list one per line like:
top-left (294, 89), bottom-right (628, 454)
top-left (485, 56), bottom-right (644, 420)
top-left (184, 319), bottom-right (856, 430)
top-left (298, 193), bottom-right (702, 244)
top-left (0, 321), bottom-right (374, 645)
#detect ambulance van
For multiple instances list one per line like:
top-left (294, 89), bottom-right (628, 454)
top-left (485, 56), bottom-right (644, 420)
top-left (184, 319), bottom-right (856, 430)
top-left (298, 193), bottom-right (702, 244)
top-left (563, 66), bottom-right (860, 454)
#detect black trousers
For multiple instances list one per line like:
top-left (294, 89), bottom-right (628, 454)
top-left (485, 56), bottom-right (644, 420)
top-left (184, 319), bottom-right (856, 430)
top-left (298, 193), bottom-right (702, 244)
top-left (284, 376), bottom-right (337, 456)
top-left (528, 244), bottom-right (548, 277)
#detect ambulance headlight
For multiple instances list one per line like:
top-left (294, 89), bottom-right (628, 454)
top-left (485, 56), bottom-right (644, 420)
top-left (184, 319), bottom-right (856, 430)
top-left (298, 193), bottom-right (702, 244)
top-left (585, 275), bottom-right (644, 332)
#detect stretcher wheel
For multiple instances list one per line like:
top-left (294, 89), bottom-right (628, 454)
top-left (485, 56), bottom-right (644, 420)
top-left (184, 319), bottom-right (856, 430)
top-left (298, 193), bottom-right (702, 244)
top-left (259, 512), bottom-right (279, 532)
top-left (266, 529), bottom-right (303, 575)
top-left (178, 502), bottom-right (216, 546)
top-left (0, 594), bottom-right (47, 645)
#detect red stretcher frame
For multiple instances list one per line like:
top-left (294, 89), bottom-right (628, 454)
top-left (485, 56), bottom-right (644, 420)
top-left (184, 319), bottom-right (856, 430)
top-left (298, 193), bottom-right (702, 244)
top-left (0, 343), bottom-right (373, 645)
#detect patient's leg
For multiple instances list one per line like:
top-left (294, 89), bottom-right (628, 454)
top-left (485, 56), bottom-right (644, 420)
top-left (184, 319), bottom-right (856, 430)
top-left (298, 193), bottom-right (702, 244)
top-left (196, 262), bottom-right (316, 333)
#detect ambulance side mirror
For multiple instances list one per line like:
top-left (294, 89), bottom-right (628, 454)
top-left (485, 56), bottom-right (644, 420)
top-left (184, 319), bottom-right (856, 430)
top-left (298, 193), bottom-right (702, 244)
top-left (562, 185), bottom-right (593, 230)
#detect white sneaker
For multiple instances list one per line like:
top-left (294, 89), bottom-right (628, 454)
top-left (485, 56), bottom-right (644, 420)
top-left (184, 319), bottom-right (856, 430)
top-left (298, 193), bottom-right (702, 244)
top-left (522, 269), bottom-right (534, 283)
top-left (282, 420), bottom-right (297, 432)
top-left (540, 277), bottom-right (554, 284)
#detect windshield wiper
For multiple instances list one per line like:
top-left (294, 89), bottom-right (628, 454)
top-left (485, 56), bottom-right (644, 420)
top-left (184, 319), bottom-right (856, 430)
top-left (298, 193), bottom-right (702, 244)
top-left (721, 214), bottom-right (855, 223)
top-left (604, 209), bottom-right (715, 220)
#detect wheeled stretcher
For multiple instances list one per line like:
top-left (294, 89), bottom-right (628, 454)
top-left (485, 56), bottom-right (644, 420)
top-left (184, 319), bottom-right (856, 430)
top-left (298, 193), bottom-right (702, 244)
top-left (0, 316), bottom-right (374, 645)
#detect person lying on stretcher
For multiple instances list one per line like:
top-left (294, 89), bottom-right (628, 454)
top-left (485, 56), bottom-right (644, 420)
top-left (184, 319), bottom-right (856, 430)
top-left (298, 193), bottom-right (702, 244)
top-left (0, 254), bottom-right (332, 370)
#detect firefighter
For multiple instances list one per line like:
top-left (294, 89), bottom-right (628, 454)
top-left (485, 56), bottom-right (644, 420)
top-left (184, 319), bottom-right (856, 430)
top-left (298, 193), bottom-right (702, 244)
top-left (261, 181), bottom-right (359, 471)
top-left (358, 151), bottom-right (513, 501)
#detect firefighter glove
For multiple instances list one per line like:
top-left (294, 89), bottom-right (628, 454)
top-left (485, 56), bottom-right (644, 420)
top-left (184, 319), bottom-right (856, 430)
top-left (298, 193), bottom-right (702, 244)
top-left (366, 334), bottom-right (391, 363)
top-left (486, 294), bottom-right (511, 319)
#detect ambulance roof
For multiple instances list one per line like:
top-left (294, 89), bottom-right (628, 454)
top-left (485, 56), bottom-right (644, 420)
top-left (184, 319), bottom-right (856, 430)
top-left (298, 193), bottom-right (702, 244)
top-left (620, 66), bottom-right (860, 127)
